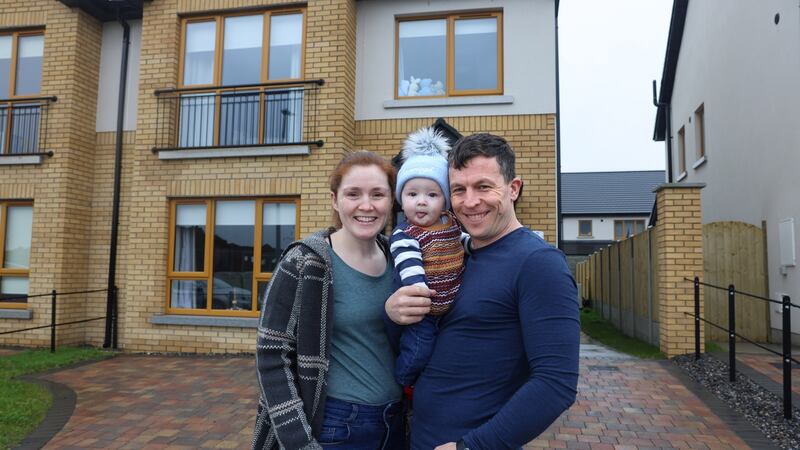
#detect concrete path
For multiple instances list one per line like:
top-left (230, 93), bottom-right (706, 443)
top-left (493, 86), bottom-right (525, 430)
top-left (17, 336), bottom-right (761, 449)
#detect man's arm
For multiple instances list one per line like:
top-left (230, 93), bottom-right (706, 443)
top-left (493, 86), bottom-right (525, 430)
top-left (462, 247), bottom-right (580, 449)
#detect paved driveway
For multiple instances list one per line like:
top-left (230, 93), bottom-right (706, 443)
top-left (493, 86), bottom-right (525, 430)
top-left (29, 348), bottom-right (755, 449)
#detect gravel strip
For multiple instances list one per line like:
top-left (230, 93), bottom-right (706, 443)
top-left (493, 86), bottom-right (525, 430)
top-left (673, 354), bottom-right (800, 450)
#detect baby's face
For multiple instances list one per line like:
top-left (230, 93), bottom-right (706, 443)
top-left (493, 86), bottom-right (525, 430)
top-left (401, 178), bottom-right (446, 227)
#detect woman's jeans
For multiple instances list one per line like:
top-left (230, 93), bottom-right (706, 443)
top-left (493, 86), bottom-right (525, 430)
top-left (318, 396), bottom-right (406, 449)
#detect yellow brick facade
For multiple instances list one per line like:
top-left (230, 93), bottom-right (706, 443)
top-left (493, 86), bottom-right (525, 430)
top-left (655, 184), bottom-right (705, 357)
top-left (0, 0), bottom-right (558, 353)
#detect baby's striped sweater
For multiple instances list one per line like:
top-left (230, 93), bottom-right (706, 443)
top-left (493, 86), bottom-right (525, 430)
top-left (390, 211), bottom-right (468, 315)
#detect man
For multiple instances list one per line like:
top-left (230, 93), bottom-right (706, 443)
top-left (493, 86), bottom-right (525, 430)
top-left (385, 133), bottom-right (580, 450)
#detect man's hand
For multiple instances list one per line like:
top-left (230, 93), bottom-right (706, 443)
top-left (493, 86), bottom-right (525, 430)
top-left (434, 443), bottom-right (457, 450)
top-left (385, 285), bottom-right (433, 325)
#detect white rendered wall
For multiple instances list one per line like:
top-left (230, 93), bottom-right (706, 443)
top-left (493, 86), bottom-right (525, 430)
top-left (668, 0), bottom-right (800, 334)
top-left (96, 20), bottom-right (141, 132)
top-left (355, 0), bottom-right (556, 120)
top-left (563, 216), bottom-right (649, 241)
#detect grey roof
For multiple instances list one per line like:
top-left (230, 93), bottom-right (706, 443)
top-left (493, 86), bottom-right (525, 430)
top-left (561, 170), bottom-right (665, 215)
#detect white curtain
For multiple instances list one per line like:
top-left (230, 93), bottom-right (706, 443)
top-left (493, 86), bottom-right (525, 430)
top-left (172, 204), bottom-right (205, 308)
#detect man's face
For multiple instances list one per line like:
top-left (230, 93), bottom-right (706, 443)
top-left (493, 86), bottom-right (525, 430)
top-left (449, 156), bottom-right (522, 249)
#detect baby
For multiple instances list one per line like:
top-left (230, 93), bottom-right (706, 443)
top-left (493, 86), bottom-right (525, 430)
top-left (390, 127), bottom-right (469, 389)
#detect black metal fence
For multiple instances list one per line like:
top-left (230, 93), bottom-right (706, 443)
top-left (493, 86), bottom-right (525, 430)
top-left (686, 276), bottom-right (799, 419)
top-left (0, 287), bottom-right (114, 353)
top-left (152, 80), bottom-right (324, 152)
top-left (0, 96), bottom-right (56, 156)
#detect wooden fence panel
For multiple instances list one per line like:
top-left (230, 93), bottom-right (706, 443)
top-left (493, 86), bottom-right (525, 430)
top-left (633, 231), bottom-right (650, 318)
top-left (703, 222), bottom-right (769, 342)
top-left (619, 238), bottom-right (633, 335)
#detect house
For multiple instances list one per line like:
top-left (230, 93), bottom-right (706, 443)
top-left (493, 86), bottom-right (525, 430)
top-left (561, 170), bottom-right (663, 271)
top-left (653, 0), bottom-right (800, 342)
top-left (0, 0), bottom-right (562, 352)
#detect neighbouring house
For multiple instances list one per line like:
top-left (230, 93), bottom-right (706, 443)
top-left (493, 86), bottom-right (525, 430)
top-left (0, 0), bottom-right (562, 352)
top-left (561, 170), bottom-right (664, 273)
top-left (654, 0), bottom-right (800, 342)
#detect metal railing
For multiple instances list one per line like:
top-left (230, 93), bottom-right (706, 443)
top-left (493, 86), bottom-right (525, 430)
top-left (0, 96), bottom-right (56, 157)
top-left (152, 80), bottom-right (324, 152)
top-left (685, 276), bottom-right (799, 419)
top-left (0, 287), bottom-right (114, 353)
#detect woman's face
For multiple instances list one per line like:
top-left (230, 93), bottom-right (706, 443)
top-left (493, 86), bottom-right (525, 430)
top-left (332, 164), bottom-right (393, 241)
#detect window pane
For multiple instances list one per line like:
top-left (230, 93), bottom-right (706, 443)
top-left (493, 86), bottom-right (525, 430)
top-left (269, 14), bottom-right (303, 80)
top-left (262, 203), bottom-right (295, 273)
top-left (0, 36), bottom-right (10, 99)
top-left (264, 88), bottom-right (303, 144)
top-left (170, 279), bottom-right (207, 309)
top-left (4, 205), bottom-right (32, 269)
top-left (614, 221), bottom-right (623, 240)
top-left (213, 201), bottom-right (254, 310)
top-left (15, 35), bottom-right (43, 96)
top-left (636, 221), bottom-right (645, 234)
top-left (219, 91), bottom-right (259, 146)
top-left (174, 204), bottom-right (206, 272)
top-left (578, 220), bottom-right (591, 236)
top-left (0, 276), bottom-right (28, 303)
top-left (178, 93), bottom-right (215, 147)
top-left (0, 106), bottom-right (6, 153)
top-left (9, 104), bottom-right (39, 154)
top-left (454, 18), bottom-right (497, 92)
top-left (183, 21), bottom-right (216, 86)
top-left (222, 15), bottom-right (263, 85)
top-left (398, 20), bottom-right (445, 97)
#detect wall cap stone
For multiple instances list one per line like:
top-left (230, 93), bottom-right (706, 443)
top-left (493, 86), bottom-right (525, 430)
top-left (383, 95), bottom-right (514, 109)
top-left (0, 309), bottom-right (33, 320)
top-left (150, 314), bottom-right (258, 328)
top-left (653, 182), bottom-right (706, 193)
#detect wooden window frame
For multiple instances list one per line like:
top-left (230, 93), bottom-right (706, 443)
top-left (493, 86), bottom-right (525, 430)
top-left (677, 125), bottom-right (686, 176)
top-left (394, 10), bottom-right (503, 99)
top-left (0, 201), bottom-right (33, 309)
top-left (1, 29), bottom-right (45, 155)
top-left (578, 219), bottom-right (592, 237)
top-left (166, 197), bottom-right (300, 317)
top-left (177, 9), bottom-right (307, 147)
top-left (613, 219), bottom-right (646, 241)
top-left (694, 104), bottom-right (705, 160)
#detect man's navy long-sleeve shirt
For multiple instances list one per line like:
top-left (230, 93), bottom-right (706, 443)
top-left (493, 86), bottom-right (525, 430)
top-left (410, 228), bottom-right (580, 449)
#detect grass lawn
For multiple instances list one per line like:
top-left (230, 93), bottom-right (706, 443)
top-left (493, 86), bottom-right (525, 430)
top-left (0, 347), bottom-right (113, 450)
top-left (580, 308), bottom-right (666, 359)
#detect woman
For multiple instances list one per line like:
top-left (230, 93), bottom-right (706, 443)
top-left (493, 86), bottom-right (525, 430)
top-left (252, 151), bottom-right (404, 450)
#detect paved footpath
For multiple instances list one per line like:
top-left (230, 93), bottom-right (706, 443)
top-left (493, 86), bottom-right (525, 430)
top-left (29, 339), bottom-right (756, 449)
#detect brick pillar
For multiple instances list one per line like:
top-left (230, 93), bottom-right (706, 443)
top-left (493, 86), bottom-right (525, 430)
top-left (654, 183), bottom-right (705, 357)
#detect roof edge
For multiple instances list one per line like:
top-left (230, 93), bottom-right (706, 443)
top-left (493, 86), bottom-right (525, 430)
top-left (653, 0), bottom-right (689, 141)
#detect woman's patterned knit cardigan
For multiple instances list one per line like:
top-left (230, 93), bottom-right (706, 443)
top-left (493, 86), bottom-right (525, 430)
top-left (251, 228), bottom-right (390, 450)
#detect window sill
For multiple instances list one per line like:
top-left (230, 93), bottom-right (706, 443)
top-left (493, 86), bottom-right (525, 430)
top-left (0, 152), bottom-right (51, 165)
top-left (0, 309), bottom-right (32, 319)
top-left (383, 95), bottom-right (514, 109)
top-left (156, 144), bottom-right (312, 160)
top-left (577, 235), bottom-right (594, 239)
top-left (150, 314), bottom-right (258, 328)
top-left (676, 171), bottom-right (688, 182)
top-left (692, 155), bottom-right (707, 169)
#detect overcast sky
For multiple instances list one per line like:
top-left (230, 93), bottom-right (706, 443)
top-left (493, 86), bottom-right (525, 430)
top-left (559, 0), bottom-right (673, 173)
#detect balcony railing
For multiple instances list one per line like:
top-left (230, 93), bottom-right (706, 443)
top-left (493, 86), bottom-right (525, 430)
top-left (152, 80), bottom-right (324, 153)
top-left (0, 96), bottom-right (56, 157)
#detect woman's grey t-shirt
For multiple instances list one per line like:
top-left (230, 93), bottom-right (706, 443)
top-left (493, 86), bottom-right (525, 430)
top-left (326, 248), bottom-right (402, 405)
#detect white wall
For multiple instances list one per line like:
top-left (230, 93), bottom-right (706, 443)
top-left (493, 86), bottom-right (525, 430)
top-left (355, 0), bottom-right (556, 120)
top-left (668, 0), bottom-right (800, 334)
top-left (96, 20), bottom-right (141, 132)
top-left (563, 216), bottom-right (649, 241)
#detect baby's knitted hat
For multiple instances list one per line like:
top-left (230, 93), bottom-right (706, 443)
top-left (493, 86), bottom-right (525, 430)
top-left (395, 127), bottom-right (451, 209)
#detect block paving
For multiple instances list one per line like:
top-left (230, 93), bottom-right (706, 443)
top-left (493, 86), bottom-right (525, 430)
top-left (738, 353), bottom-right (800, 396)
top-left (28, 347), bottom-right (754, 449)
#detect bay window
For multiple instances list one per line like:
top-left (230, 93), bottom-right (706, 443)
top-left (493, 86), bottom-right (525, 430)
top-left (167, 198), bottom-right (299, 316)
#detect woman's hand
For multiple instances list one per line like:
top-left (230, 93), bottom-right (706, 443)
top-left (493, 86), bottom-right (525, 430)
top-left (385, 285), bottom-right (433, 325)
top-left (434, 443), bottom-right (457, 450)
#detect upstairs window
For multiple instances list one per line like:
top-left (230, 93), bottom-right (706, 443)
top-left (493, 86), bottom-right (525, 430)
top-left (396, 11), bottom-right (502, 98)
top-left (694, 104), bottom-right (705, 161)
top-left (0, 31), bottom-right (45, 155)
top-left (614, 219), bottom-right (645, 241)
top-left (677, 126), bottom-right (686, 177)
top-left (176, 10), bottom-right (305, 149)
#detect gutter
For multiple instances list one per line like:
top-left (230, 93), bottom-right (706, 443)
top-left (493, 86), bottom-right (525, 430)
top-left (652, 80), bottom-right (673, 183)
top-left (104, 12), bottom-right (130, 349)
top-left (555, 1), bottom-right (564, 249)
